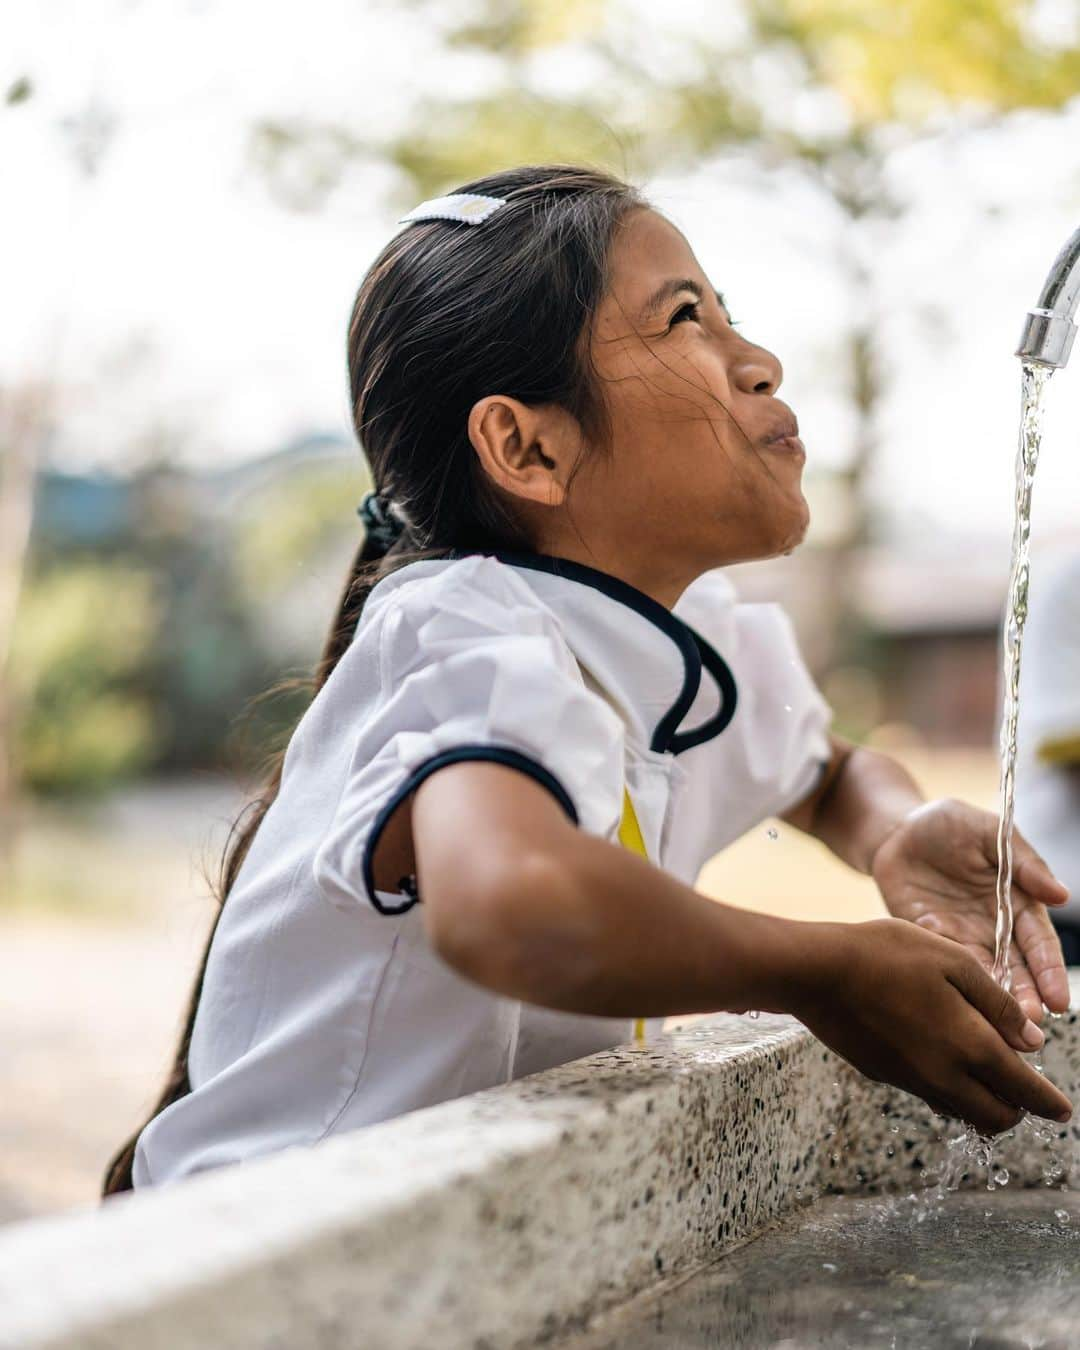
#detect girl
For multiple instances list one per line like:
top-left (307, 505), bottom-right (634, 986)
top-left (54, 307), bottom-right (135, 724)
top-left (103, 163), bottom-right (1072, 1198)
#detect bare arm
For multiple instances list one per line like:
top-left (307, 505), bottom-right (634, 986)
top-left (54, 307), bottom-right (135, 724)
top-left (414, 760), bottom-right (822, 1019)
top-left (398, 760), bottom-right (1071, 1136)
top-left (777, 732), bottom-right (924, 873)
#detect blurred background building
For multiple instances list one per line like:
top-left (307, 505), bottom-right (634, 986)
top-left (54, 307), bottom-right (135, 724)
top-left (2, 0), bottom-right (1079, 1223)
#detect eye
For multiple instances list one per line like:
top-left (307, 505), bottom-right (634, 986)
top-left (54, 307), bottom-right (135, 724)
top-left (669, 300), bottom-right (702, 326)
top-left (669, 301), bottom-right (743, 330)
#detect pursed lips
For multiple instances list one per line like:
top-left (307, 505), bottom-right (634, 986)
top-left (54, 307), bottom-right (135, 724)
top-left (761, 413), bottom-right (799, 446)
top-left (760, 414), bottom-right (805, 463)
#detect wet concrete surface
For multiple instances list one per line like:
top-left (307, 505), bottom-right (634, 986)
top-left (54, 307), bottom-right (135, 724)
top-left (569, 1189), bottom-right (1080, 1349)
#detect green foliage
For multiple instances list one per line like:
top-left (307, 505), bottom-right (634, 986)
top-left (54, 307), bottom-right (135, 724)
top-left (371, 0), bottom-right (1080, 192)
top-left (756, 0), bottom-right (1080, 126)
top-left (5, 75), bottom-right (32, 106)
top-left (9, 449), bottom-right (367, 796)
top-left (10, 562), bottom-right (163, 793)
top-left (447, 0), bottom-right (606, 51)
top-left (387, 95), bottom-right (634, 202)
top-left (232, 460), bottom-right (367, 593)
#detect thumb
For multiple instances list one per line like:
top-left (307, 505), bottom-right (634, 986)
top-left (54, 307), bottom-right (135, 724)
top-left (948, 956), bottom-right (1045, 1053)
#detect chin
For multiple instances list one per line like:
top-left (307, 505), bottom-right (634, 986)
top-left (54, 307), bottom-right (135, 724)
top-left (711, 502), bottom-right (811, 567)
top-left (779, 500), bottom-right (811, 553)
top-left (757, 507), bottom-right (809, 560)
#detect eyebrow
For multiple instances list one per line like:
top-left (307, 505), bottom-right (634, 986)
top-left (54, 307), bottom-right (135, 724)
top-left (639, 278), bottom-right (728, 322)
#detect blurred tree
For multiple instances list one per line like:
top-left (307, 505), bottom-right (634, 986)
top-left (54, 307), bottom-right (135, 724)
top-left (7, 439), bottom-right (367, 800)
top-left (0, 383), bottom-right (54, 879)
top-left (230, 457), bottom-right (369, 659)
top-left (116, 458), bottom-right (290, 777)
top-left (249, 0), bottom-right (1080, 659)
top-left (1, 75), bottom-right (117, 857)
top-left (9, 562), bottom-right (162, 793)
top-left (394, 0), bottom-right (1079, 606)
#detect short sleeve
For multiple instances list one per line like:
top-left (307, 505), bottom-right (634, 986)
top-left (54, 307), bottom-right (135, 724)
top-left (312, 557), bottom-right (627, 914)
top-left (745, 603), bottom-right (835, 817)
top-left (669, 570), bottom-right (835, 870)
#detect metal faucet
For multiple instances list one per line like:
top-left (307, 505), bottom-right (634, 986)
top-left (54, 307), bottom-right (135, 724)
top-left (1016, 226), bottom-right (1080, 368)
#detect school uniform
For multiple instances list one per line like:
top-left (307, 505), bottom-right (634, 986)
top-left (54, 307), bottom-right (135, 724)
top-left (132, 548), bottom-right (833, 1188)
top-left (1012, 549), bottom-right (1080, 957)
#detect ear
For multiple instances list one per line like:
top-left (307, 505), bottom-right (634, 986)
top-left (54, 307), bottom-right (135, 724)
top-left (467, 394), bottom-right (578, 509)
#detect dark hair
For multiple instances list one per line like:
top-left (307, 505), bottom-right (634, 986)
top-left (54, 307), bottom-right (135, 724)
top-left (101, 162), bottom-right (650, 1198)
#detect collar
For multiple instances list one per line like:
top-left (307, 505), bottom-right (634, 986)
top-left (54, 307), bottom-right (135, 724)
top-left (444, 547), bottom-right (738, 756)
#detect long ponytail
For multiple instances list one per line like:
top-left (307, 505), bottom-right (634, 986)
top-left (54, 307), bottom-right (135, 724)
top-left (100, 527), bottom-right (440, 1196)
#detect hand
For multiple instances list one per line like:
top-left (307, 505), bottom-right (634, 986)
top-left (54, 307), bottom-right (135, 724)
top-left (794, 917), bottom-right (1073, 1136)
top-left (868, 797), bottom-right (1071, 1024)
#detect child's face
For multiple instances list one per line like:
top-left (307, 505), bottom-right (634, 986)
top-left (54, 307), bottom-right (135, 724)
top-left (576, 207), bottom-right (809, 586)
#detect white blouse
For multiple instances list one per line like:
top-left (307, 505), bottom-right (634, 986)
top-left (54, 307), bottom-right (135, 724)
top-left (132, 548), bottom-right (833, 1188)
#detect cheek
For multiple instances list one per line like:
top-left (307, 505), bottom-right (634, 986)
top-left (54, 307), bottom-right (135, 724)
top-left (604, 340), bottom-right (731, 429)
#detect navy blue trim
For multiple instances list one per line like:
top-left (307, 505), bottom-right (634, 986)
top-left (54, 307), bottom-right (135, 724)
top-left (671, 627), bottom-right (739, 752)
top-left (361, 743), bottom-right (578, 915)
top-left (447, 547), bottom-right (737, 756)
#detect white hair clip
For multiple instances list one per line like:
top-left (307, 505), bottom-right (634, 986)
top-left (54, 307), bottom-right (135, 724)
top-left (397, 192), bottom-right (508, 226)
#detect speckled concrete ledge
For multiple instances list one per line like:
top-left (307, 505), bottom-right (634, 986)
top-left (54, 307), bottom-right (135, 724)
top-left (2, 980), bottom-right (1079, 1350)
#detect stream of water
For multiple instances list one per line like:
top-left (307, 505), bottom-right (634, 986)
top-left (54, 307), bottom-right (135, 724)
top-left (931, 360), bottom-right (1059, 1196)
top-left (991, 360), bottom-right (1055, 988)
top-left (741, 363), bottom-right (1060, 1188)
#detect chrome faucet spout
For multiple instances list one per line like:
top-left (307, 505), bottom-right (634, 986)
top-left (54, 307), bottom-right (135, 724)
top-left (1016, 226), bottom-right (1080, 368)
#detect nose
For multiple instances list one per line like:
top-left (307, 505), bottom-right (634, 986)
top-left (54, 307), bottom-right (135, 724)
top-left (731, 336), bottom-right (783, 396)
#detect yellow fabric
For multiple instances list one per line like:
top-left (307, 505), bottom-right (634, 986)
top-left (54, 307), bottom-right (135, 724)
top-left (1037, 733), bottom-right (1080, 766)
top-left (617, 786), bottom-right (649, 1045)
top-left (618, 784), bottom-right (648, 857)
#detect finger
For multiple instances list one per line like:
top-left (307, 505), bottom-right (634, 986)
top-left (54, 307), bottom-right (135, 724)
top-left (937, 1074), bottom-right (1025, 1137)
top-left (916, 911), bottom-right (999, 987)
top-left (970, 1036), bottom-right (1073, 1124)
top-left (1013, 903), bottom-right (1071, 1014)
top-left (947, 956), bottom-right (1046, 1053)
top-left (1004, 942), bottom-right (1046, 1025)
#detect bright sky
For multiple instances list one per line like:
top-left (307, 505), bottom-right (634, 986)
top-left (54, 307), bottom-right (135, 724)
top-left (4, 0), bottom-right (1080, 558)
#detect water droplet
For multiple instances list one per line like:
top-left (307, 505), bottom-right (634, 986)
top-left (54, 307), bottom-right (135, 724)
top-left (822, 1262), bottom-right (838, 1273)
top-left (1042, 1159), bottom-right (1065, 1185)
top-left (888, 1124), bottom-right (900, 1134)
top-left (1056, 1208), bottom-right (1071, 1225)
top-left (991, 1167), bottom-right (1010, 1189)
top-left (765, 827), bottom-right (779, 841)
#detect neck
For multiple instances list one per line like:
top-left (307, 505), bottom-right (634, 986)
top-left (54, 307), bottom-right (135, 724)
top-left (525, 539), bottom-right (696, 612)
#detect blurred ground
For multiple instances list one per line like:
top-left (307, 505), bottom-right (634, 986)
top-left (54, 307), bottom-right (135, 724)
top-left (0, 747), bottom-right (999, 1226)
top-left (1, 776), bottom-right (241, 1224)
top-left (701, 745), bottom-right (1003, 924)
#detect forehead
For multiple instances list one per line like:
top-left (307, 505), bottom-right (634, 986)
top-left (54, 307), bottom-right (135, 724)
top-left (601, 208), bottom-right (718, 319)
